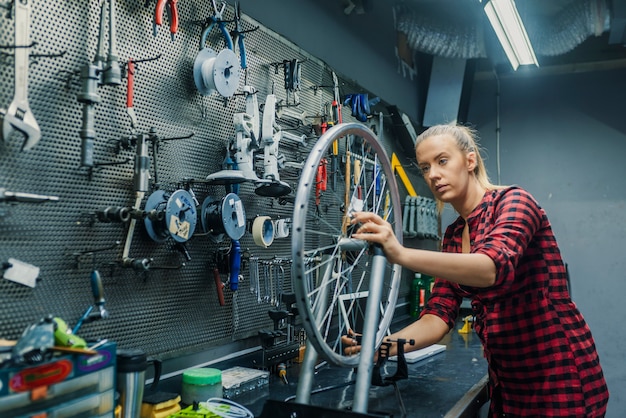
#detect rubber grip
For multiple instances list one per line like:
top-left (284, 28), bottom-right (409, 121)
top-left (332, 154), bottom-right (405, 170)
top-left (219, 23), bottom-right (234, 50)
top-left (154, 0), bottom-right (167, 25)
top-left (168, 0), bottom-right (178, 34)
top-left (229, 240), bottom-right (241, 291)
top-left (126, 60), bottom-right (134, 108)
top-left (213, 268), bottom-right (225, 306)
top-left (238, 36), bottom-right (247, 69)
top-left (90, 270), bottom-right (105, 306)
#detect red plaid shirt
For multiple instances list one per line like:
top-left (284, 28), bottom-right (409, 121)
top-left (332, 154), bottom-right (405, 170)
top-left (422, 187), bottom-right (608, 417)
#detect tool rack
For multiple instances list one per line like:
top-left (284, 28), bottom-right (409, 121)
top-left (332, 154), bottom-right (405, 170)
top-left (0, 0), bottom-right (430, 389)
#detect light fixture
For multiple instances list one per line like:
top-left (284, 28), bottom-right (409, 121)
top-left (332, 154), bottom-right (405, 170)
top-left (482, 0), bottom-right (538, 70)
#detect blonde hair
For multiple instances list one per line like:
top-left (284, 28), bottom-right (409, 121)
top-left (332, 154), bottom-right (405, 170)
top-left (415, 124), bottom-right (505, 213)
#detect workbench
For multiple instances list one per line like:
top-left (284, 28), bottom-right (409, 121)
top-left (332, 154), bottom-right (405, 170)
top-left (251, 317), bottom-right (488, 418)
top-left (156, 317), bottom-right (489, 418)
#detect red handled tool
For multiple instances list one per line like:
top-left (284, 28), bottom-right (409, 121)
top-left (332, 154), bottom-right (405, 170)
top-left (213, 267), bottom-right (225, 306)
top-left (315, 158), bottom-right (327, 213)
top-left (126, 59), bottom-right (138, 132)
top-left (154, 0), bottom-right (179, 41)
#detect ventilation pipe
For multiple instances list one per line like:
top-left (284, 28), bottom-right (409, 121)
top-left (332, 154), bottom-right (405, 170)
top-left (394, 0), bottom-right (611, 61)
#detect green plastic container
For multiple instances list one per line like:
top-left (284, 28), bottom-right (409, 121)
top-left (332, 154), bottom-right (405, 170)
top-left (181, 368), bottom-right (222, 405)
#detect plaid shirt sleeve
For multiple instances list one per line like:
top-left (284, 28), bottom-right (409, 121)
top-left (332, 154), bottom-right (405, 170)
top-left (471, 188), bottom-right (543, 289)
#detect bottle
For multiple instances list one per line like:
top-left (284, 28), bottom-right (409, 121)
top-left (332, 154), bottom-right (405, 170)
top-left (410, 273), bottom-right (427, 318)
top-left (423, 274), bottom-right (433, 308)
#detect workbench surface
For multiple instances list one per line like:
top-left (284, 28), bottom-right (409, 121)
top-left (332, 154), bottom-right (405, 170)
top-left (248, 317), bottom-right (489, 418)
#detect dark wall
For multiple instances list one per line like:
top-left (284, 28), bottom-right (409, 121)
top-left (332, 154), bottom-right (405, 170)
top-left (466, 68), bottom-right (626, 416)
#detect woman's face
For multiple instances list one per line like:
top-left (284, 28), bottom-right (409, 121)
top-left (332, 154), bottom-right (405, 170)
top-left (416, 134), bottom-right (475, 205)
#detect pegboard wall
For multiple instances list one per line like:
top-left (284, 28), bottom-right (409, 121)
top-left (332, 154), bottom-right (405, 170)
top-left (0, 0), bottom-right (420, 360)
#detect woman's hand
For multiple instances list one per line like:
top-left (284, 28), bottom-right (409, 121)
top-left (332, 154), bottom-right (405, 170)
top-left (341, 329), bottom-right (362, 355)
top-left (350, 211), bottom-right (404, 264)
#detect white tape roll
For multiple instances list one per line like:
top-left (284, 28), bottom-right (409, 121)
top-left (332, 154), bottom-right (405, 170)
top-left (193, 48), bottom-right (240, 98)
top-left (252, 216), bottom-right (275, 248)
top-left (274, 219), bottom-right (290, 239)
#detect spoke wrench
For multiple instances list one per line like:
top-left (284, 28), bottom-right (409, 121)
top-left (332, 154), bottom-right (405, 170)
top-left (1, 0), bottom-right (41, 150)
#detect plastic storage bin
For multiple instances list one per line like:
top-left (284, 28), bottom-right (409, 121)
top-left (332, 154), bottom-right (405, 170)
top-left (181, 368), bottom-right (222, 405)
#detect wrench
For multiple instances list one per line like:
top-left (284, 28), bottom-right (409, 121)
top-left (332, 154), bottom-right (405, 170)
top-left (2, 0), bottom-right (41, 150)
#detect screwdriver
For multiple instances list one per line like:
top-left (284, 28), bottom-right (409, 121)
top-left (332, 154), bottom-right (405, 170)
top-left (277, 363), bottom-right (288, 384)
top-left (0, 188), bottom-right (59, 203)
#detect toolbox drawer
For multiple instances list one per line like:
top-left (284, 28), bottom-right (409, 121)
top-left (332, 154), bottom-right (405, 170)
top-left (0, 341), bottom-right (116, 417)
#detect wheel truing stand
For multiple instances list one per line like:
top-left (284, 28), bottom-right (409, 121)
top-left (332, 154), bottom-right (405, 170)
top-left (286, 123), bottom-right (403, 416)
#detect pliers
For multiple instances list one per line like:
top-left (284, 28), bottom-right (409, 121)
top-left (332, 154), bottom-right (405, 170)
top-left (230, 1), bottom-right (248, 70)
top-left (154, 0), bottom-right (179, 41)
top-left (200, 0), bottom-right (233, 51)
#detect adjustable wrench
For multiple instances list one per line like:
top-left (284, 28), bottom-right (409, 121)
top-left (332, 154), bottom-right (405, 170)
top-left (1, 0), bottom-right (41, 150)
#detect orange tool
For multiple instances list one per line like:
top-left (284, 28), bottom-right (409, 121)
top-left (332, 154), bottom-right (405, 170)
top-left (213, 268), bottom-right (225, 306)
top-left (154, 0), bottom-right (179, 41)
top-left (126, 59), bottom-right (138, 132)
top-left (315, 158), bottom-right (328, 209)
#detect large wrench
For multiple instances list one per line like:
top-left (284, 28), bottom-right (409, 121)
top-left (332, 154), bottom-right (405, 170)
top-left (1, 0), bottom-right (41, 150)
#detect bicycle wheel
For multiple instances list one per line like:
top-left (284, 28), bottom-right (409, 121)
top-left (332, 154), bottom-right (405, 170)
top-left (291, 122), bottom-right (403, 367)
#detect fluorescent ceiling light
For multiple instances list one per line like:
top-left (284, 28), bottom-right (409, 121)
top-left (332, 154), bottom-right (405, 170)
top-left (483, 0), bottom-right (538, 70)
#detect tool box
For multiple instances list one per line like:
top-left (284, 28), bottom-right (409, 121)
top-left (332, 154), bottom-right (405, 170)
top-left (0, 341), bottom-right (117, 418)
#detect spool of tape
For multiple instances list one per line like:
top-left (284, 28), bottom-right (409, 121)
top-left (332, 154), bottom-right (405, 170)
top-left (274, 218), bottom-right (290, 239)
top-left (193, 48), bottom-right (240, 98)
top-left (252, 216), bottom-right (274, 248)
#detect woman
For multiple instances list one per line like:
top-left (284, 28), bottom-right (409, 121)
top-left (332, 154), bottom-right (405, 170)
top-left (345, 124), bottom-right (609, 416)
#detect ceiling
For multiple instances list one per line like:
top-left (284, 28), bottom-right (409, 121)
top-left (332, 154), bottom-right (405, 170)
top-left (325, 0), bottom-right (626, 76)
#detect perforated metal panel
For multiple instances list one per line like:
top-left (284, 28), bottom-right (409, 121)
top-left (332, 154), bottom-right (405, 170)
top-left (0, 0), bottom-right (408, 360)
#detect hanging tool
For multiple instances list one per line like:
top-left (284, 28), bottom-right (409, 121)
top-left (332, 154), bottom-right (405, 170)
top-left (207, 85), bottom-right (259, 185)
top-left (353, 157), bottom-right (362, 201)
top-left (72, 270), bottom-right (109, 334)
top-left (231, 1), bottom-right (257, 72)
top-left (126, 59), bottom-right (138, 132)
top-left (103, 0), bottom-right (121, 85)
top-left (229, 239), bottom-right (241, 291)
top-left (0, 188), bottom-right (59, 203)
top-left (77, 0), bottom-right (121, 168)
top-left (118, 125), bottom-right (193, 268)
top-left (200, 0), bottom-right (233, 51)
top-left (331, 72), bottom-right (342, 126)
top-left (391, 153), bottom-right (417, 197)
top-left (255, 94), bottom-right (291, 197)
top-left (329, 71), bottom-right (341, 190)
top-left (1, 0), bottom-right (40, 151)
top-left (213, 268), bottom-right (226, 306)
top-left (342, 149), bottom-right (351, 234)
top-left (154, 0), bottom-right (179, 41)
top-left (283, 59), bottom-right (301, 105)
top-left (315, 158), bottom-right (327, 216)
top-left (194, 1), bottom-right (240, 98)
top-left (343, 93), bottom-right (380, 122)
